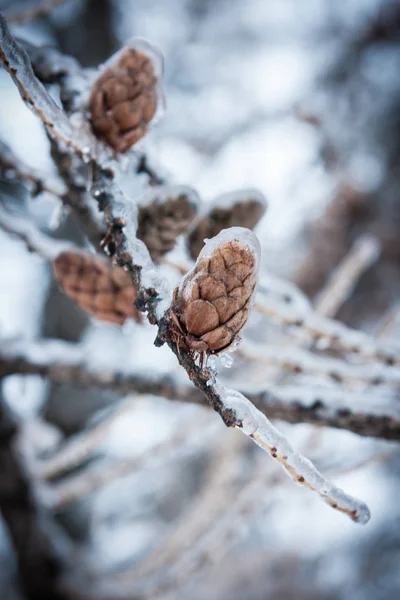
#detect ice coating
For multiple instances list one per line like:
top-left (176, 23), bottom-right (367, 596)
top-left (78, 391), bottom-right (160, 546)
top-left (89, 37), bottom-right (165, 151)
top-left (199, 227), bottom-right (261, 267)
top-left (215, 383), bottom-right (371, 524)
top-left (0, 15), bottom-right (92, 155)
top-left (243, 340), bottom-right (400, 388)
top-left (92, 177), bottom-right (173, 319)
top-left (212, 188), bottom-right (267, 211)
top-left (256, 280), bottom-right (400, 366)
top-left (102, 37), bottom-right (164, 80)
top-left (0, 203), bottom-right (74, 260)
top-left (139, 184), bottom-right (200, 212)
top-left (171, 227), bottom-right (261, 355)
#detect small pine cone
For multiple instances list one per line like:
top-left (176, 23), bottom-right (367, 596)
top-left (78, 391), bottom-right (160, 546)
top-left (137, 186), bottom-right (199, 260)
top-left (169, 228), bottom-right (260, 355)
top-left (89, 45), bottom-right (160, 153)
top-left (187, 189), bottom-right (267, 260)
top-left (53, 251), bottom-right (141, 325)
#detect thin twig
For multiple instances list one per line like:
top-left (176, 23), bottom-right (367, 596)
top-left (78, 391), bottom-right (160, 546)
top-left (0, 203), bottom-right (73, 259)
top-left (0, 139), bottom-right (65, 197)
top-left (313, 234), bottom-right (380, 318)
top-left (51, 414), bottom-right (216, 509)
top-left (121, 431), bottom-right (246, 584)
top-left (240, 340), bottom-right (400, 389)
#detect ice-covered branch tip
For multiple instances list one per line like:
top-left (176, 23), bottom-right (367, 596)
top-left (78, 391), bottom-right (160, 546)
top-left (215, 384), bottom-right (371, 524)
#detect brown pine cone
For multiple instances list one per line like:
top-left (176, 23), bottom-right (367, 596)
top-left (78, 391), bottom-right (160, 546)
top-left (187, 189), bottom-right (267, 260)
top-left (53, 251), bottom-right (141, 325)
top-left (89, 46), bottom-right (160, 153)
top-left (137, 186), bottom-right (199, 260)
top-left (169, 228), bottom-right (259, 355)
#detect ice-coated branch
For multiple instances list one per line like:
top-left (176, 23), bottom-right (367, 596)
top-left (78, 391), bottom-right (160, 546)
top-left (2, 337), bottom-right (399, 442)
top-left (48, 139), bottom-right (105, 245)
top-left (90, 162), bottom-right (172, 321)
top-left (0, 203), bottom-right (73, 259)
top-left (0, 16), bottom-right (376, 522)
top-left (313, 234), bottom-right (381, 318)
top-left (214, 384), bottom-right (370, 523)
top-left (0, 13), bottom-right (91, 156)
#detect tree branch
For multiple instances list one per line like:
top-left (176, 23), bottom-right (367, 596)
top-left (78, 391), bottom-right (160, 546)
top-left (1, 338), bottom-right (399, 442)
top-left (0, 12), bottom-right (375, 522)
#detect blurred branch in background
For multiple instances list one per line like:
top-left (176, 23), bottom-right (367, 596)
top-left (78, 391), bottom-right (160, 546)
top-left (4, 0), bottom-right (68, 25)
top-left (0, 390), bottom-right (80, 600)
top-left (1, 338), bottom-right (399, 442)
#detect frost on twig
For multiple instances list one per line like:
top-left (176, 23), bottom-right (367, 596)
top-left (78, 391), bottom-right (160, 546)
top-left (0, 202), bottom-right (73, 260)
top-left (255, 282), bottom-right (400, 366)
top-left (0, 139), bottom-right (65, 197)
top-left (240, 340), bottom-right (400, 389)
top-left (215, 384), bottom-right (370, 523)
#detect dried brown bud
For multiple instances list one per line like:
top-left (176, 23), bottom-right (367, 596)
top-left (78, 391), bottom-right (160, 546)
top-left (89, 45), bottom-right (161, 153)
top-left (53, 251), bottom-right (141, 325)
top-left (137, 186), bottom-right (199, 260)
top-left (169, 228), bottom-right (259, 355)
top-left (187, 189), bottom-right (267, 260)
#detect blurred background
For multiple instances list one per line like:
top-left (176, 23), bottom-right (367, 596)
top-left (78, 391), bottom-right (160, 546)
top-left (0, 1), bottom-right (399, 599)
